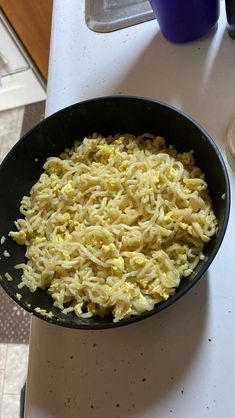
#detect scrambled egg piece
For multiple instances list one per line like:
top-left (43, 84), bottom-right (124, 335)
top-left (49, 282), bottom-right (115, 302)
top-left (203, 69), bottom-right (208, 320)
top-left (132, 254), bottom-right (146, 265)
top-left (166, 168), bottom-right (177, 180)
top-left (34, 307), bottom-right (54, 318)
top-left (107, 257), bottom-right (125, 273)
top-left (9, 230), bottom-right (26, 245)
top-left (61, 182), bottom-right (74, 198)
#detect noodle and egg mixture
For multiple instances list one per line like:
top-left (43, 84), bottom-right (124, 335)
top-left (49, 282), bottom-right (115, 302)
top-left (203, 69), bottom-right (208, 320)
top-left (9, 133), bottom-right (218, 322)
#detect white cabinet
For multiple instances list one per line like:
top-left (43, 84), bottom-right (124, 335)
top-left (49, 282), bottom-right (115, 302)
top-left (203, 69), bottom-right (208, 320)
top-left (0, 11), bottom-right (46, 111)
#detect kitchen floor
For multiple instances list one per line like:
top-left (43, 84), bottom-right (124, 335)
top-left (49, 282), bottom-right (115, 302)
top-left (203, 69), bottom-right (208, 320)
top-left (0, 103), bottom-right (45, 417)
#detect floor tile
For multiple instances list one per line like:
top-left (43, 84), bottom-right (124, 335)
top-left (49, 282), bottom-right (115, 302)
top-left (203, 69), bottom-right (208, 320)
top-left (21, 101), bottom-right (45, 136)
top-left (0, 106), bottom-right (31, 345)
top-left (1, 394), bottom-right (20, 418)
top-left (0, 106), bottom-right (24, 161)
top-left (0, 344), bottom-right (7, 369)
top-left (0, 289), bottom-right (31, 344)
top-left (4, 344), bottom-right (29, 395)
top-left (0, 369), bottom-right (4, 394)
top-left (0, 370), bottom-right (4, 414)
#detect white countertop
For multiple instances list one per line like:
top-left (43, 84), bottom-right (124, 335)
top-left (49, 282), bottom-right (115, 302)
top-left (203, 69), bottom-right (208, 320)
top-left (25, 1), bottom-right (235, 417)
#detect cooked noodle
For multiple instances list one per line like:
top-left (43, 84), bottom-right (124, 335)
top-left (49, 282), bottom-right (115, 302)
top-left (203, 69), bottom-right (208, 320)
top-left (9, 133), bottom-right (218, 322)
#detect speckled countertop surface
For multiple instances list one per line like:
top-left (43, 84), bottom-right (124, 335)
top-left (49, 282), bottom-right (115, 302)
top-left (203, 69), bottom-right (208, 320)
top-left (25, 1), bottom-right (235, 417)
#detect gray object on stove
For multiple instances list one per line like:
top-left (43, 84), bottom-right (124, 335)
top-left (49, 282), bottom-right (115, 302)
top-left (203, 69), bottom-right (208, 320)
top-left (85, 0), bottom-right (155, 33)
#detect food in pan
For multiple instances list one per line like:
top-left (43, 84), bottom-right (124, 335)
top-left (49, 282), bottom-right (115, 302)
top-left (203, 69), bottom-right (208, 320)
top-left (9, 133), bottom-right (218, 322)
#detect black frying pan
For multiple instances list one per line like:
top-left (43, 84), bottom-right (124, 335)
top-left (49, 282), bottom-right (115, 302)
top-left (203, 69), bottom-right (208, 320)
top-left (0, 96), bottom-right (230, 329)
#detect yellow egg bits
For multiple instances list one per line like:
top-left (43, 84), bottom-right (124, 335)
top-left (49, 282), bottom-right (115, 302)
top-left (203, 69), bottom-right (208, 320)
top-left (9, 133), bottom-right (217, 322)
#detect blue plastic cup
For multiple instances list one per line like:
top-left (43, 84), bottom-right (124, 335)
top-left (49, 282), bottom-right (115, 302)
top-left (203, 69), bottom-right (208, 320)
top-left (149, 0), bottom-right (220, 43)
